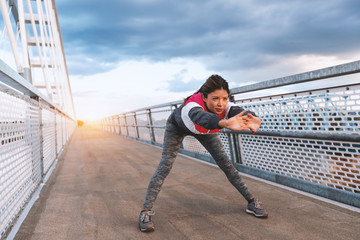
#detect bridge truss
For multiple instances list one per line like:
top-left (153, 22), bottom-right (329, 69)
top-left (0, 0), bottom-right (75, 117)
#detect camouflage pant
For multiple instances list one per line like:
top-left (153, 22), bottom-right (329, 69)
top-left (142, 115), bottom-right (253, 210)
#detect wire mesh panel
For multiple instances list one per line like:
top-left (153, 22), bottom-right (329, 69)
top-left (113, 117), bottom-right (120, 134)
top-left (239, 135), bottom-right (360, 193)
top-left (125, 114), bottom-right (137, 138)
top-left (235, 84), bottom-right (360, 135)
top-left (151, 107), bottom-right (171, 126)
top-left (135, 111), bottom-right (151, 141)
top-left (41, 108), bottom-right (56, 174)
top-left (108, 117), bottom-right (115, 134)
top-left (56, 114), bottom-right (63, 154)
top-left (28, 101), bottom-right (42, 186)
top-left (65, 118), bottom-right (70, 141)
top-left (104, 118), bottom-right (110, 132)
top-left (234, 84), bottom-right (360, 194)
top-left (62, 115), bottom-right (67, 144)
top-left (151, 107), bottom-right (172, 144)
top-left (119, 115), bottom-right (127, 136)
top-left (182, 133), bottom-right (232, 160)
top-left (0, 91), bottom-right (41, 238)
top-left (138, 127), bottom-right (151, 141)
top-left (153, 128), bottom-right (164, 144)
top-left (66, 118), bottom-right (75, 141)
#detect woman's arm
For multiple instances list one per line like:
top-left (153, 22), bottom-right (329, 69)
top-left (188, 107), bottom-right (222, 130)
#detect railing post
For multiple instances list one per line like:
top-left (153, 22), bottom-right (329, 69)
top-left (227, 95), bottom-right (242, 164)
top-left (124, 114), bottom-right (129, 136)
top-left (111, 116), bottom-right (115, 133)
top-left (109, 117), bottom-right (112, 133)
top-left (36, 97), bottom-right (44, 179)
top-left (147, 109), bottom-right (156, 142)
top-left (227, 133), bottom-right (242, 164)
top-left (116, 115), bottom-right (121, 135)
top-left (171, 104), bottom-right (184, 149)
top-left (54, 112), bottom-right (58, 158)
top-left (133, 112), bottom-right (140, 138)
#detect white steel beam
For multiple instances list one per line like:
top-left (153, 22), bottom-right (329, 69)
top-left (0, 0), bottom-right (23, 75)
top-left (17, 0), bottom-right (31, 81)
top-left (26, 0), bottom-right (52, 100)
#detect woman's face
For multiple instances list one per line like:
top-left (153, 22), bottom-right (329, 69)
top-left (202, 89), bottom-right (229, 114)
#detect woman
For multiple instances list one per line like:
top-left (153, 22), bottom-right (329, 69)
top-left (139, 75), bottom-right (268, 232)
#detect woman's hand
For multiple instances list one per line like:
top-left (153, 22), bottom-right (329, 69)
top-left (218, 111), bottom-right (261, 133)
top-left (245, 113), bottom-right (261, 134)
top-left (218, 111), bottom-right (249, 131)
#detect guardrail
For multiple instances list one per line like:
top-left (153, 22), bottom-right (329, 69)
top-left (91, 60), bottom-right (360, 208)
top-left (0, 59), bottom-right (76, 239)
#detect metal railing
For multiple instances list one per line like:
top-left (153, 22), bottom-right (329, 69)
top-left (91, 60), bottom-right (360, 208)
top-left (0, 59), bottom-right (76, 239)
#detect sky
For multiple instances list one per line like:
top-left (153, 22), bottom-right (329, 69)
top-left (3, 0), bottom-right (360, 120)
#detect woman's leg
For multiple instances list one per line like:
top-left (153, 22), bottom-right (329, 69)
top-left (142, 121), bottom-right (186, 210)
top-left (194, 134), bottom-right (253, 201)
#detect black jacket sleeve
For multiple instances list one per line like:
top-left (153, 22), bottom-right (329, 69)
top-left (188, 107), bottom-right (222, 130)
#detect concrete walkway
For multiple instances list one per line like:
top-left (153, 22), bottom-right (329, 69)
top-left (14, 127), bottom-right (360, 240)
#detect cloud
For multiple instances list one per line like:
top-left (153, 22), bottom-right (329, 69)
top-left (166, 69), bottom-right (203, 92)
top-left (1, 0), bottom-right (358, 121)
top-left (57, 0), bottom-right (360, 76)
top-left (50, 0), bottom-right (360, 119)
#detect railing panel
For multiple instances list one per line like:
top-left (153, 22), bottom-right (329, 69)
top-left (56, 114), bottom-right (63, 154)
top-left (182, 133), bottom-right (232, 161)
top-left (150, 106), bottom-right (172, 144)
top-left (153, 128), bottom-right (165, 144)
top-left (0, 91), bottom-right (41, 238)
top-left (119, 115), bottom-right (127, 135)
top-left (124, 114), bottom-right (136, 138)
top-left (41, 107), bottom-right (56, 174)
top-left (62, 115), bottom-right (67, 144)
top-left (28, 101), bottom-right (42, 185)
top-left (235, 84), bottom-right (360, 135)
top-left (150, 107), bottom-right (171, 127)
top-left (135, 112), bottom-right (150, 140)
top-left (239, 135), bottom-right (360, 194)
top-left (138, 127), bottom-right (152, 141)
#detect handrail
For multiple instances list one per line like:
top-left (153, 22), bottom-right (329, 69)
top-left (230, 60), bottom-right (360, 95)
top-left (222, 130), bottom-right (360, 142)
top-left (114, 60), bottom-right (360, 114)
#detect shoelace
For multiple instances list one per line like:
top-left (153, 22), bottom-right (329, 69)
top-left (254, 199), bottom-right (263, 209)
top-left (140, 211), bottom-right (155, 223)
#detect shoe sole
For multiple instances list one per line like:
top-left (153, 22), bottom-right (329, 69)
top-left (139, 226), bottom-right (155, 232)
top-left (246, 209), bottom-right (268, 218)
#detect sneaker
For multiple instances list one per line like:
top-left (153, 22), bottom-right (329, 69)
top-left (139, 210), bottom-right (155, 232)
top-left (246, 198), bottom-right (268, 218)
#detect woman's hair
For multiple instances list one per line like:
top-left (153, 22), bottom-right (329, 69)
top-left (183, 74), bottom-right (230, 104)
